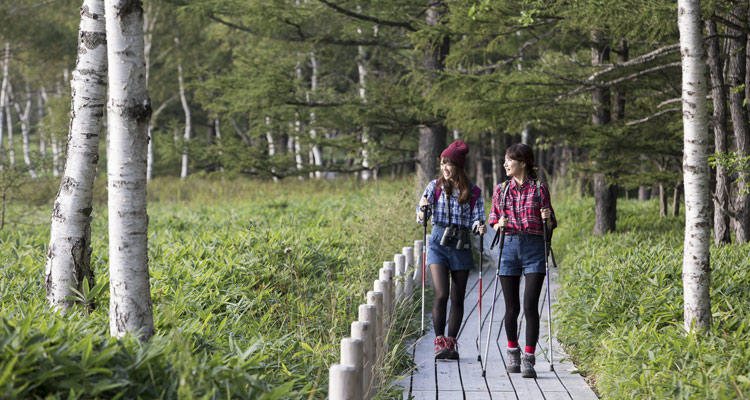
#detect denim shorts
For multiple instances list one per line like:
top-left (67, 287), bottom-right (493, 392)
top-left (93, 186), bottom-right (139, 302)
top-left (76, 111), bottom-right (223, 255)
top-left (499, 234), bottom-right (547, 276)
top-left (426, 225), bottom-right (475, 271)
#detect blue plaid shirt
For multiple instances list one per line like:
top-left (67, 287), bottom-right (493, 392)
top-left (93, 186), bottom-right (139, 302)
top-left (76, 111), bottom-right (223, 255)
top-left (416, 179), bottom-right (485, 229)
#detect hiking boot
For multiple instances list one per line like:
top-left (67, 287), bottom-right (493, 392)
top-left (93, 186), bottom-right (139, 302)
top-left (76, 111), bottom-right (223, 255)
top-left (434, 336), bottom-right (450, 359)
top-left (521, 352), bottom-right (536, 378)
top-left (506, 348), bottom-right (521, 373)
top-left (445, 337), bottom-right (459, 360)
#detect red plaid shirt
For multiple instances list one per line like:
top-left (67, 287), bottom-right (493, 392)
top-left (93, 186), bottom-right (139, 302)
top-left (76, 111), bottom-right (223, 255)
top-left (488, 178), bottom-right (557, 236)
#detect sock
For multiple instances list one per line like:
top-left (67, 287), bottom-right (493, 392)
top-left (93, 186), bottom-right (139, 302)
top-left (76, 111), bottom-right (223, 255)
top-left (524, 346), bottom-right (535, 354)
top-left (508, 340), bottom-right (519, 349)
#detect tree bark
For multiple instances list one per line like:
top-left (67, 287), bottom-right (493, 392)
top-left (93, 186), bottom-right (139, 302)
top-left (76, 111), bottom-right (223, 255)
top-left (591, 30), bottom-right (616, 235)
top-left (0, 43), bottom-right (8, 158)
top-left (5, 81), bottom-right (14, 166)
top-left (104, 0), bottom-right (155, 340)
top-left (706, 19), bottom-right (731, 245)
top-left (14, 80), bottom-right (37, 178)
top-left (38, 86), bottom-right (47, 160)
top-left (612, 38), bottom-right (628, 122)
top-left (638, 185), bottom-right (650, 201)
top-left (416, 0), bottom-right (449, 194)
top-left (45, 0), bottom-right (107, 312)
top-left (177, 60), bottom-right (191, 179)
top-left (309, 52), bottom-right (323, 179)
top-left (659, 182), bottom-right (668, 217)
top-left (726, 5), bottom-right (750, 243)
top-left (678, 0), bottom-right (712, 332)
top-left (357, 10), bottom-right (372, 181)
top-left (672, 180), bottom-right (682, 217)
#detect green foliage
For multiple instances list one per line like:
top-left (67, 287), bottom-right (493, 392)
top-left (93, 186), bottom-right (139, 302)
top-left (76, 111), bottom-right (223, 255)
top-left (0, 177), bottom-right (421, 398)
top-left (554, 195), bottom-right (750, 399)
top-left (711, 152), bottom-right (750, 195)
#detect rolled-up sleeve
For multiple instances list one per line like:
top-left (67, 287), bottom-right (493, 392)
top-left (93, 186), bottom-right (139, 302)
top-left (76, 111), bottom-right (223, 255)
top-left (471, 188), bottom-right (485, 231)
top-left (488, 183), bottom-right (507, 227)
top-left (416, 180), bottom-right (436, 224)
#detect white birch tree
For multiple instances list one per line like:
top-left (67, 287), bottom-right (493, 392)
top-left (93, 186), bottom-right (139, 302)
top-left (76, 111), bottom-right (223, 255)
top-left (45, 0), bottom-right (107, 311)
top-left (0, 43), bottom-right (8, 156)
top-left (177, 58), bottom-right (191, 179)
top-left (4, 81), bottom-right (14, 166)
top-left (14, 80), bottom-right (37, 178)
top-left (678, 0), bottom-right (711, 332)
top-left (104, 0), bottom-right (155, 340)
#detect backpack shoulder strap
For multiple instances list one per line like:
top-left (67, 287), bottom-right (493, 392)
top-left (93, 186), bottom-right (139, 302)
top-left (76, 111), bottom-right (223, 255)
top-left (469, 185), bottom-right (482, 214)
top-left (433, 181), bottom-right (441, 207)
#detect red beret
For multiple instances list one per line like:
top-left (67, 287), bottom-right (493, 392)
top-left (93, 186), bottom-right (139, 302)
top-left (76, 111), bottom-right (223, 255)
top-left (441, 139), bottom-right (469, 168)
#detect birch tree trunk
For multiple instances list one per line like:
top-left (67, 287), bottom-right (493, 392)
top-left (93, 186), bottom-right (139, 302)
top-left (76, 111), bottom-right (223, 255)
top-left (38, 87), bottom-right (47, 160)
top-left (0, 43), bottom-right (8, 157)
top-left (147, 97), bottom-right (174, 182)
top-left (706, 19), bottom-right (730, 245)
top-left (177, 60), bottom-right (191, 179)
top-left (678, 0), bottom-right (711, 331)
top-left (45, 0), bottom-right (107, 311)
top-left (309, 52), bottom-right (323, 179)
top-left (14, 80), bottom-right (37, 178)
top-left (5, 82), bottom-right (14, 166)
top-left (265, 116), bottom-right (278, 182)
top-left (357, 8), bottom-right (372, 181)
top-left (104, 0), bottom-right (155, 340)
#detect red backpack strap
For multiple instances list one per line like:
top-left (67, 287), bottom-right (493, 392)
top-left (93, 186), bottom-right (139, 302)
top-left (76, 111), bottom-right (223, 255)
top-left (469, 185), bottom-right (482, 214)
top-left (434, 181), bottom-right (441, 207)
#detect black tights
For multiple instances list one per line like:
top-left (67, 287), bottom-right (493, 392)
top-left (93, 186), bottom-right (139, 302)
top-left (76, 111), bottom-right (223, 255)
top-left (500, 273), bottom-right (546, 348)
top-left (430, 264), bottom-right (470, 338)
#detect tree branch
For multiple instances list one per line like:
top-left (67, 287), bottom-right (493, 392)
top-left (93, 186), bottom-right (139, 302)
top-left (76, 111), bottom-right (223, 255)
top-left (209, 14), bottom-right (409, 48)
top-left (586, 44), bottom-right (680, 82)
top-left (625, 107), bottom-right (680, 126)
top-left (315, 0), bottom-right (416, 31)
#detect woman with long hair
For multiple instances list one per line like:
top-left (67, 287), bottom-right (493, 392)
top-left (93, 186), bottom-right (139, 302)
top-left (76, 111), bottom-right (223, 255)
top-left (417, 139), bottom-right (486, 359)
top-left (488, 143), bottom-right (557, 378)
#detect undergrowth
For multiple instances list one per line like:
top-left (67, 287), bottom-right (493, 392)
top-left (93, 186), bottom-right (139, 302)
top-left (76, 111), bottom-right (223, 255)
top-left (0, 177), bottom-right (422, 399)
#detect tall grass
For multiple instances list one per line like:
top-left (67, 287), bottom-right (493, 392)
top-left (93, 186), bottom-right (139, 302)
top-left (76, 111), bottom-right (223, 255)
top-left (0, 176), bottom-right (421, 398)
top-left (554, 188), bottom-right (750, 399)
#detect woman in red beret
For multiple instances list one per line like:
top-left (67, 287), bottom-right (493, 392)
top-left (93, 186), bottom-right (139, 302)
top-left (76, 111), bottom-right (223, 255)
top-left (417, 139), bottom-right (486, 360)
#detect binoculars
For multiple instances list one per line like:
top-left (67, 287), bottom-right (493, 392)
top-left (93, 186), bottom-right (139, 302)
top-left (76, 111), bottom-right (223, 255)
top-left (440, 225), bottom-right (471, 250)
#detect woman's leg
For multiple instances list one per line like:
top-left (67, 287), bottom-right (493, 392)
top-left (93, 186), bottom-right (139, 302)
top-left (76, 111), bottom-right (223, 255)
top-left (446, 269), bottom-right (470, 338)
top-left (430, 264), bottom-right (450, 337)
top-left (523, 273), bottom-right (546, 352)
top-left (500, 276), bottom-right (521, 344)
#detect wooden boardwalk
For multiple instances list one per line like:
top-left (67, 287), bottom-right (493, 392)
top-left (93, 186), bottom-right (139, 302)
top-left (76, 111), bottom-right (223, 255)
top-left (397, 233), bottom-right (598, 400)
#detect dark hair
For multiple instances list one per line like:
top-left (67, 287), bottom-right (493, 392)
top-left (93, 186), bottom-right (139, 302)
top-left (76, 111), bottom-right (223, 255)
top-left (505, 143), bottom-right (537, 179)
top-left (437, 157), bottom-right (472, 204)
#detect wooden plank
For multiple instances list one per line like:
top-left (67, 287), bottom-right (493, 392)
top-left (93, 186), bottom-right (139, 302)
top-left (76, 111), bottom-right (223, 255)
top-left (405, 390), bottom-right (437, 400)
top-left (436, 360), bottom-right (463, 393)
top-left (412, 333), bottom-right (437, 392)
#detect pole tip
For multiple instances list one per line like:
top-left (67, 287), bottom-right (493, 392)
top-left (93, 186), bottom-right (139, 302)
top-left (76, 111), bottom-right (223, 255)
top-left (550, 365), bottom-right (555, 371)
top-left (481, 371), bottom-right (486, 378)
top-left (477, 355), bottom-right (481, 362)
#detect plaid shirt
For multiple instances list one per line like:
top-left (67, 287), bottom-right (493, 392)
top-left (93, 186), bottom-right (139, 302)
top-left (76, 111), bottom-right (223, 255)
top-left (488, 178), bottom-right (557, 236)
top-left (416, 179), bottom-right (485, 229)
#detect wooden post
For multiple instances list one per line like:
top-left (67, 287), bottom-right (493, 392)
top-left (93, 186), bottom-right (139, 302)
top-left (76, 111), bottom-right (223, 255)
top-left (329, 364), bottom-right (358, 400)
top-left (374, 279), bottom-right (390, 335)
top-left (402, 247), bottom-right (414, 296)
top-left (414, 239), bottom-right (424, 283)
top-left (366, 290), bottom-right (383, 358)
top-left (379, 265), bottom-right (394, 323)
top-left (353, 317), bottom-right (375, 399)
top-left (394, 254), bottom-right (405, 300)
top-left (340, 338), bottom-right (364, 400)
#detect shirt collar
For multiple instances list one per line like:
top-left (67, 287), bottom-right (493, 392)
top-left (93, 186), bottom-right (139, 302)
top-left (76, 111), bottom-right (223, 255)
top-left (510, 177), bottom-right (532, 190)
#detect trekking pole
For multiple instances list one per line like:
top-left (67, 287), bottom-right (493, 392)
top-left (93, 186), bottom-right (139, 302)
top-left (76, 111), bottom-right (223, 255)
top-left (481, 225), bottom-right (505, 377)
top-left (476, 229), bottom-right (484, 362)
top-left (420, 203), bottom-right (429, 336)
top-left (542, 214), bottom-right (554, 371)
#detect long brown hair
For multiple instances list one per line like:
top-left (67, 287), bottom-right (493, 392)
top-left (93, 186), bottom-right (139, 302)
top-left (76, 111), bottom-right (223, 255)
top-left (505, 143), bottom-right (538, 179)
top-left (437, 157), bottom-right (472, 204)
